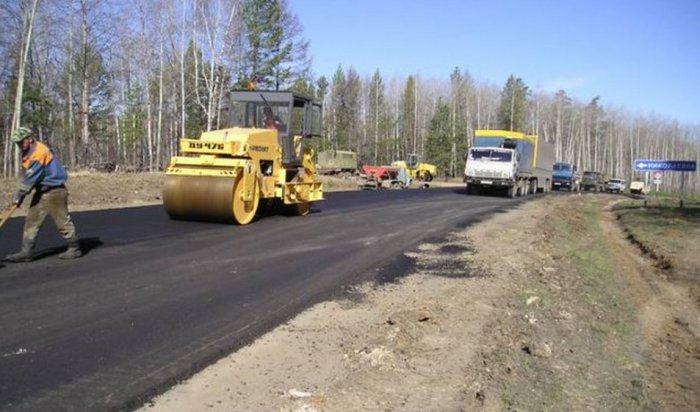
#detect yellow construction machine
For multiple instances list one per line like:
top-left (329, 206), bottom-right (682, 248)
top-left (391, 154), bottom-right (436, 182)
top-left (163, 90), bottom-right (324, 224)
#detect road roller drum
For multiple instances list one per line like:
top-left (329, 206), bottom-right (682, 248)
top-left (163, 174), bottom-right (260, 224)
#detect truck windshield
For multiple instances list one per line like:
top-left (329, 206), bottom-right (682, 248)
top-left (583, 172), bottom-right (597, 178)
top-left (554, 163), bottom-right (571, 171)
top-left (470, 149), bottom-right (512, 161)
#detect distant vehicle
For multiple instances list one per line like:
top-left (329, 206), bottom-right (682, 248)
top-left (605, 178), bottom-right (626, 193)
top-left (630, 181), bottom-right (650, 195)
top-left (581, 171), bottom-right (605, 192)
top-left (358, 165), bottom-right (411, 190)
top-left (464, 130), bottom-right (554, 197)
top-left (316, 149), bottom-right (358, 176)
top-left (391, 154), bottom-right (436, 182)
top-left (551, 162), bottom-right (581, 191)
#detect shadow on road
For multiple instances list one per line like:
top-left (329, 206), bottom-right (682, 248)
top-left (32, 237), bottom-right (104, 261)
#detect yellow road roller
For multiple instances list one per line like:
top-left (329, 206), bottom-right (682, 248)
top-left (163, 90), bottom-right (324, 224)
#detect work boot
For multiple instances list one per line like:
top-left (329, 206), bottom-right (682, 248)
top-left (58, 238), bottom-right (82, 260)
top-left (5, 240), bottom-right (35, 263)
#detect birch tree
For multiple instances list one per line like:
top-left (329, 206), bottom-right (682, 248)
top-left (5, 0), bottom-right (41, 176)
top-left (193, 0), bottom-right (240, 131)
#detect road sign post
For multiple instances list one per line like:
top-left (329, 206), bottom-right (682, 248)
top-left (634, 160), bottom-right (696, 208)
top-left (678, 171), bottom-right (691, 208)
top-left (653, 171), bottom-right (662, 193)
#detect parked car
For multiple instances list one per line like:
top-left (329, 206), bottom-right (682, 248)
top-left (605, 178), bottom-right (626, 193)
top-left (630, 181), bottom-right (650, 195)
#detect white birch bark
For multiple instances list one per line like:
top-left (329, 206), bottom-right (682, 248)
top-left (10, 0), bottom-right (41, 175)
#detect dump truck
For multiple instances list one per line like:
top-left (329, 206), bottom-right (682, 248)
top-left (581, 171), bottom-right (605, 192)
top-left (163, 90), bottom-right (324, 224)
top-left (464, 130), bottom-right (555, 197)
top-left (316, 149), bottom-right (358, 176)
top-left (552, 162), bottom-right (581, 191)
top-left (391, 154), bottom-right (436, 182)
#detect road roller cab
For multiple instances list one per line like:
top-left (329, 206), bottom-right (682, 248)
top-left (163, 90), bottom-right (324, 224)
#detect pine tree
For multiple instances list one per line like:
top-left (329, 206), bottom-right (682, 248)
top-left (497, 75), bottom-right (529, 131)
top-left (426, 100), bottom-right (451, 178)
top-left (183, 42), bottom-right (208, 138)
top-left (402, 75), bottom-right (416, 157)
top-left (316, 76), bottom-right (328, 101)
top-left (72, 41), bottom-right (112, 164)
top-left (241, 0), bottom-right (309, 90)
top-left (368, 69), bottom-right (385, 163)
top-left (330, 66), bottom-right (348, 149)
top-left (345, 68), bottom-right (361, 154)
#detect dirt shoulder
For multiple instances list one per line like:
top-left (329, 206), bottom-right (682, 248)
top-left (0, 172), bottom-right (167, 216)
top-left (139, 194), bottom-right (699, 412)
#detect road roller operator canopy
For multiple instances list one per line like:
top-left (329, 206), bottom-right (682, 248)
top-left (163, 90), bottom-right (324, 225)
top-left (226, 91), bottom-right (322, 166)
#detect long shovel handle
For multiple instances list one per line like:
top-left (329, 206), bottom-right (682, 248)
top-left (0, 204), bottom-right (18, 230)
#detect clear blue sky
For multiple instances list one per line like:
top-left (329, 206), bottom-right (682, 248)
top-left (290, 0), bottom-right (700, 126)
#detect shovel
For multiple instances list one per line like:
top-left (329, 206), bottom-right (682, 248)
top-left (0, 204), bottom-right (18, 231)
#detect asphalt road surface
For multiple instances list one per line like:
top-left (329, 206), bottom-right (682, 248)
top-left (0, 188), bottom-right (524, 411)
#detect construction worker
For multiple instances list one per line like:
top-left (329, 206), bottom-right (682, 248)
top-left (263, 107), bottom-right (280, 129)
top-left (4, 127), bottom-right (82, 262)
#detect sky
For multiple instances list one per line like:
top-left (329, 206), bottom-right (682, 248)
top-left (290, 0), bottom-right (700, 126)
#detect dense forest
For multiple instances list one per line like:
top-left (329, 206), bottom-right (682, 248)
top-left (1, 0), bottom-right (698, 191)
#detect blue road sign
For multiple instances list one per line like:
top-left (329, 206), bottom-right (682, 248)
top-left (634, 160), bottom-right (697, 172)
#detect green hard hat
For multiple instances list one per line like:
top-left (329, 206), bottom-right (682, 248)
top-left (12, 127), bottom-right (32, 143)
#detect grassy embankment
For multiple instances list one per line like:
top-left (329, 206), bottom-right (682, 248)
top-left (477, 197), bottom-right (656, 410)
top-left (613, 200), bottom-right (700, 276)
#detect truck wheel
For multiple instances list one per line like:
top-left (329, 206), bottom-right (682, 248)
top-left (507, 185), bottom-right (516, 198)
top-left (423, 171), bottom-right (433, 182)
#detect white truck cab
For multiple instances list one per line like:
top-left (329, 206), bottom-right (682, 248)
top-left (465, 147), bottom-right (518, 184)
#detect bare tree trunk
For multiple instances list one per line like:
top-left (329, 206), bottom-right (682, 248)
top-left (79, 0), bottom-right (91, 166)
top-left (180, 1), bottom-right (187, 138)
top-left (3, 114), bottom-right (11, 176)
top-left (413, 79), bottom-right (417, 154)
top-left (10, 0), bottom-right (42, 176)
top-left (156, 15), bottom-right (164, 171)
top-left (194, 0), bottom-right (238, 131)
top-left (475, 90), bottom-right (482, 130)
top-left (393, 86), bottom-right (399, 161)
top-left (67, 8), bottom-right (76, 168)
top-left (118, 59), bottom-right (127, 165)
top-left (373, 86), bottom-right (378, 164)
top-left (555, 99), bottom-right (562, 160)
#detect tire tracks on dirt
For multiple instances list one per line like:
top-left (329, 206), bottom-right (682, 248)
top-left (601, 202), bottom-right (700, 411)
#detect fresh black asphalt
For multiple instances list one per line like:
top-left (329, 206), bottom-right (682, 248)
top-left (0, 187), bottom-right (524, 411)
